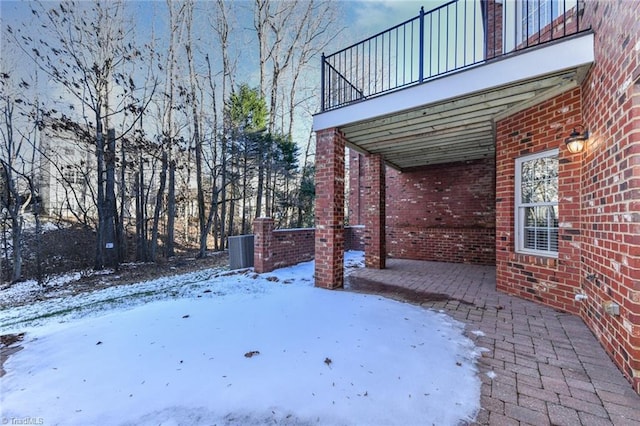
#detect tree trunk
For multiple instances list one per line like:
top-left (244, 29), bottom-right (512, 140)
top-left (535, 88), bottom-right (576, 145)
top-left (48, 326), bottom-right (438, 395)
top-left (219, 135), bottom-right (228, 249)
top-left (135, 149), bottom-right (149, 262)
top-left (94, 120), bottom-right (106, 270)
top-left (227, 184), bottom-right (235, 242)
top-left (104, 129), bottom-right (118, 269)
top-left (32, 190), bottom-right (43, 285)
top-left (195, 131), bottom-right (206, 257)
top-left (166, 158), bottom-right (175, 257)
top-left (204, 54), bottom-right (220, 251)
top-left (1, 220), bottom-right (8, 283)
top-left (10, 214), bottom-right (22, 283)
top-left (265, 157), bottom-right (272, 218)
top-left (255, 137), bottom-right (265, 218)
top-left (134, 169), bottom-right (144, 261)
top-left (118, 133), bottom-right (127, 264)
top-left (241, 146), bottom-right (249, 233)
top-left (254, 0), bottom-right (270, 100)
top-left (186, 36), bottom-right (206, 257)
top-left (150, 151), bottom-right (167, 261)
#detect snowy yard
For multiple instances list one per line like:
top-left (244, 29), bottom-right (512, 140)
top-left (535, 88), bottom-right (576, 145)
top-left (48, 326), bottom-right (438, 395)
top-left (0, 251), bottom-right (481, 425)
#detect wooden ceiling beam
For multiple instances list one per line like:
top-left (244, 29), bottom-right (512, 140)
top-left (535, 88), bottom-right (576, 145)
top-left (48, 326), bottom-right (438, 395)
top-left (358, 122), bottom-right (493, 149)
top-left (348, 108), bottom-right (501, 144)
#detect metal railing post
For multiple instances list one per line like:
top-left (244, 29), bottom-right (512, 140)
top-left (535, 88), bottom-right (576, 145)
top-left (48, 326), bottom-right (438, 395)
top-left (320, 53), bottom-right (326, 111)
top-left (418, 6), bottom-right (425, 83)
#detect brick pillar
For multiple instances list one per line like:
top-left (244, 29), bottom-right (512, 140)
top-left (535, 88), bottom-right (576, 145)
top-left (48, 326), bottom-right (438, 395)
top-left (315, 128), bottom-right (345, 289)
top-left (364, 153), bottom-right (385, 269)
top-left (253, 217), bottom-right (274, 273)
top-left (348, 150), bottom-right (364, 225)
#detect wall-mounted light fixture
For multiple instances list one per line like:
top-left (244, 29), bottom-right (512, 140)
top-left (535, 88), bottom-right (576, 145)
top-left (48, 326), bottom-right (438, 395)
top-left (565, 126), bottom-right (589, 154)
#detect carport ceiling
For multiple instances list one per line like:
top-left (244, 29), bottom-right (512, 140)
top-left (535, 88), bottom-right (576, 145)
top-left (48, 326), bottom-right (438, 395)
top-left (340, 69), bottom-right (584, 171)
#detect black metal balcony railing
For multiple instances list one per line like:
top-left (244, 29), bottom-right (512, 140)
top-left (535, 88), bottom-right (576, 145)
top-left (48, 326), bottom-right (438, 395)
top-left (321, 0), bottom-right (587, 111)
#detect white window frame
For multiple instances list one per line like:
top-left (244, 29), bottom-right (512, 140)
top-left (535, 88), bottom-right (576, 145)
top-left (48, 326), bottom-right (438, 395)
top-left (515, 149), bottom-right (559, 257)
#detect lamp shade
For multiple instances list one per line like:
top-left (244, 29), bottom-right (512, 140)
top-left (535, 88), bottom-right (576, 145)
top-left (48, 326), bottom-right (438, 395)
top-left (565, 129), bottom-right (588, 154)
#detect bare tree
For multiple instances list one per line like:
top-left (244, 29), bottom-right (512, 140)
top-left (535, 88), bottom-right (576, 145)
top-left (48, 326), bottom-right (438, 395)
top-left (8, 0), bottom-right (147, 270)
top-left (147, 0), bottom-right (188, 260)
top-left (210, 0), bottom-right (238, 248)
top-left (165, 0), bottom-right (187, 259)
top-left (251, 0), bottom-right (340, 219)
top-left (203, 54), bottom-right (224, 250)
top-left (0, 56), bottom-right (47, 283)
top-left (182, 0), bottom-right (209, 257)
top-left (0, 79), bottom-right (29, 282)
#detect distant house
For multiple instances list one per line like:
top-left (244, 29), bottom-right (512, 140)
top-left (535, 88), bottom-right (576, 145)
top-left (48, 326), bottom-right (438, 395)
top-left (312, 0), bottom-right (640, 394)
top-left (38, 129), bottom-right (96, 220)
top-left (38, 128), bottom-right (198, 228)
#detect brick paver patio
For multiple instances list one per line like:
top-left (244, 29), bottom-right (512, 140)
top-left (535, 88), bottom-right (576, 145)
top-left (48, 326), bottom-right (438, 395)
top-left (346, 259), bottom-right (640, 425)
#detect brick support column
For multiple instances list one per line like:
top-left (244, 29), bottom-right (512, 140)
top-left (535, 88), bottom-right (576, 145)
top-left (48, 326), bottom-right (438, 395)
top-left (348, 151), bottom-right (364, 225)
top-left (253, 217), bottom-right (274, 273)
top-left (315, 128), bottom-right (345, 289)
top-left (364, 153), bottom-right (385, 269)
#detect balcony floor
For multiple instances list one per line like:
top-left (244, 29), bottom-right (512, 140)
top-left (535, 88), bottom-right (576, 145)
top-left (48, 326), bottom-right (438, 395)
top-left (346, 259), bottom-right (640, 424)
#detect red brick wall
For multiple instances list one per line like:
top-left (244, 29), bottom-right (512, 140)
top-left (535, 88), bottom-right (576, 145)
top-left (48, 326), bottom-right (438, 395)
top-left (253, 218), bottom-right (364, 274)
top-left (349, 156), bottom-right (496, 265)
top-left (386, 159), bottom-right (496, 265)
top-left (253, 218), bottom-right (315, 273)
top-left (345, 225), bottom-right (365, 251)
top-left (579, 0), bottom-right (640, 393)
top-left (495, 88), bottom-right (583, 314)
top-left (386, 159), bottom-right (495, 228)
top-left (387, 227), bottom-right (495, 264)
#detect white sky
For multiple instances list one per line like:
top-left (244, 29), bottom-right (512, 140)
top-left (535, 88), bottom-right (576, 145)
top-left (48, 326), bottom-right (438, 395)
top-left (1, 251), bottom-right (483, 425)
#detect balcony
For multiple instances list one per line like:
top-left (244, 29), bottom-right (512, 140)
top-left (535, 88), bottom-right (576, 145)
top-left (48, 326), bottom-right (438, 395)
top-left (313, 0), bottom-right (594, 170)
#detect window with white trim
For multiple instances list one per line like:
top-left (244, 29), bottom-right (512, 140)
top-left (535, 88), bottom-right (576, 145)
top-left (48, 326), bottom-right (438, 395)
top-left (515, 149), bottom-right (559, 256)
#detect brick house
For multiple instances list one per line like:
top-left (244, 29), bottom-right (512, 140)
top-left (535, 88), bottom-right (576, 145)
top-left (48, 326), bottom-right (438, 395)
top-left (312, 0), bottom-right (640, 393)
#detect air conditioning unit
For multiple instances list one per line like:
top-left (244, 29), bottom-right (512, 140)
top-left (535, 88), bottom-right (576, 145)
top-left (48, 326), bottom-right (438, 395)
top-left (228, 235), bottom-right (254, 269)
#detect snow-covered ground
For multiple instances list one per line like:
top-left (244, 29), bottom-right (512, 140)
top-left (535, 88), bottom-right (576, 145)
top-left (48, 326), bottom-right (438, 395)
top-left (0, 251), bottom-right (482, 425)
